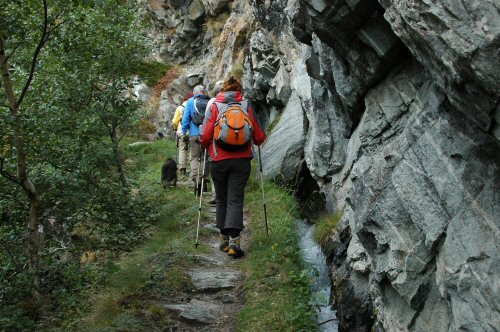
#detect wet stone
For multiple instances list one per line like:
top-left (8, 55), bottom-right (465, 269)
top-left (176, 180), bottom-right (193, 187)
top-left (209, 239), bottom-right (221, 250)
top-left (188, 269), bottom-right (243, 292)
top-left (203, 223), bottom-right (219, 233)
top-left (189, 254), bottom-right (223, 266)
top-left (165, 299), bottom-right (221, 325)
top-left (215, 293), bottom-right (237, 303)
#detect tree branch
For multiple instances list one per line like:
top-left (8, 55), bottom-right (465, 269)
top-left (98, 100), bottom-right (111, 132)
top-left (29, 145), bottom-right (74, 174)
top-left (119, 126), bottom-right (129, 141)
top-left (0, 157), bottom-right (19, 184)
top-left (17, 0), bottom-right (49, 107)
top-left (46, 16), bottom-right (70, 38)
top-left (0, 191), bottom-right (27, 208)
top-left (0, 242), bottom-right (25, 273)
top-left (5, 42), bottom-right (22, 62)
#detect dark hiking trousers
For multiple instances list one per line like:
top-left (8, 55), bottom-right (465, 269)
top-left (210, 158), bottom-right (252, 232)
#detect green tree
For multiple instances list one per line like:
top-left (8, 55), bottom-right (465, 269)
top-left (0, 0), bottom-right (60, 308)
top-left (1, 0), bottom-right (149, 325)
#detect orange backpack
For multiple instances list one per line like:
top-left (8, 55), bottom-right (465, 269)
top-left (213, 101), bottom-right (253, 152)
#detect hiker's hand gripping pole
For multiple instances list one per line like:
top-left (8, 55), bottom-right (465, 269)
top-left (195, 149), bottom-right (208, 249)
top-left (258, 147), bottom-right (269, 236)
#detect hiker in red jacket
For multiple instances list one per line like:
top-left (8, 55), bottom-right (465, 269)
top-left (200, 76), bottom-right (266, 258)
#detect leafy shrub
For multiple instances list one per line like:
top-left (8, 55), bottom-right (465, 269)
top-left (132, 61), bottom-right (172, 87)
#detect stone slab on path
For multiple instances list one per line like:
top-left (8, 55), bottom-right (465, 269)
top-left (165, 299), bottom-right (221, 325)
top-left (176, 180), bottom-right (194, 187)
top-left (189, 254), bottom-right (224, 266)
top-left (188, 269), bottom-right (243, 292)
top-left (203, 223), bottom-right (219, 234)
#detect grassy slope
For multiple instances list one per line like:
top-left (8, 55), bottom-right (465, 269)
top-left (64, 139), bottom-right (207, 330)
top-left (62, 139), bottom-right (316, 331)
top-left (237, 166), bottom-right (317, 331)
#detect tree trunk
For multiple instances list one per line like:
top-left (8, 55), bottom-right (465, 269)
top-left (26, 181), bottom-right (44, 303)
top-left (110, 119), bottom-right (127, 188)
top-left (1, 38), bottom-right (44, 306)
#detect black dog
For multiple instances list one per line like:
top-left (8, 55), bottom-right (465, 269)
top-left (161, 158), bottom-right (177, 189)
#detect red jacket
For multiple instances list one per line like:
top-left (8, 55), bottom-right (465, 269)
top-left (200, 91), bottom-right (266, 162)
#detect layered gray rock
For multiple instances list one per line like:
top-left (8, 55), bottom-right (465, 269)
top-left (381, 0), bottom-right (500, 131)
top-left (330, 61), bottom-right (500, 331)
top-left (165, 299), bottom-right (221, 324)
top-left (131, 77), bottom-right (151, 103)
top-left (244, 29), bottom-right (281, 101)
top-left (188, 269), bottom-right (243, 292)
top-left (250, 1), bottom-right (499, 330)
top-left (261, 91), bottom-right (305, 184)
top-left (147, 0), bottom-right (500, 330)
top-left (204, 0), bottom-right (255, 86)
top-left (145, 0), bottom-right (228, 63)
top-left (157, 90), bottom-right (173, 134)
top-left (201, 0), bottom-right (231, 16)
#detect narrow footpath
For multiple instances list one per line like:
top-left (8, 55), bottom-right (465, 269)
top-left (80, 140), bottom-right (316, 331)
top-left (162, 185), bottom-right (249, 331)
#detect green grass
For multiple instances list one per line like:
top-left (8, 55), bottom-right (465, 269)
top-left (313, 212), bottom-right (342, 249)
top-left (236, 167), bottom-right (318, 331)
top-left (58, 138), bottom-right (317, 331)
top-left (163, 266), bottom-right (193, 292)
top-left (231, 59), bottom-right (244, 80)
top-left (266, 113), bottom-right (282, 136)
top-left (65, 139), bottom-right (209, 331)
top-left (131, 61), bottom-right (172, 87)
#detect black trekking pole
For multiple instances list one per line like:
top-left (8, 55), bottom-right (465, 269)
top-left (175, 134), bottom-right (179, 164)
top-left (258, 146), bottom-right (269, 236)
top-left (194, 147), bottom-right (201, 198)
top-left (194, 149), bottom-right (208, 249)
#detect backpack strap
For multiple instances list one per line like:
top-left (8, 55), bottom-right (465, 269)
top-left (194, 97), bottom-right (200, 113)
top-left (214, 102), bottom-right (228, 122)
top-left (239, 101), bottom-right (248, 113)
top-left (213, 101), bottom-right (248, 121)
top-left (212, 102), bottom-right (222, 157)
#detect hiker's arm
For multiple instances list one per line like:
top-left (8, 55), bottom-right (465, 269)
top-left (200, 104), bottom-right (216, 148)
top-left (172, 106), bottom-right (182, 129)
top-left (181, 99), bottom-right (192, 135)
top-left (249, 107), bottom-right (266, 146)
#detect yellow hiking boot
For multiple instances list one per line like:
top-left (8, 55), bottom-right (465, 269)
top-left (227, 236), bottom-right (244, 259)
top-left (219, 234), bottom-right (229, 252)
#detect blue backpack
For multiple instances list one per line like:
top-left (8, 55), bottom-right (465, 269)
top-left (192, 95), bottom-right (211, 125)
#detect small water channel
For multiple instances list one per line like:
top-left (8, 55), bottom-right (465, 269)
top-left (297, 220), bottom-right (338, 332)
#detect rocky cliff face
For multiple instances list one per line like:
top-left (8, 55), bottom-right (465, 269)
top-left (147, 0), bottom-right (500, 331)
